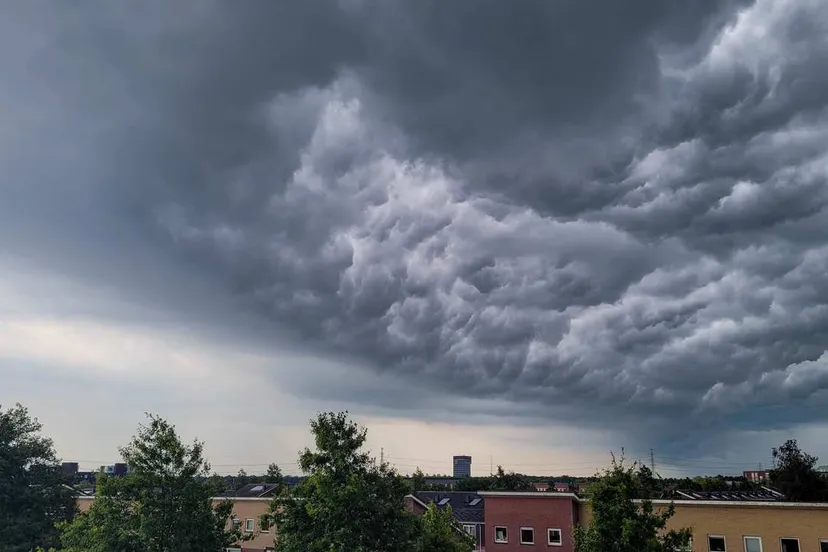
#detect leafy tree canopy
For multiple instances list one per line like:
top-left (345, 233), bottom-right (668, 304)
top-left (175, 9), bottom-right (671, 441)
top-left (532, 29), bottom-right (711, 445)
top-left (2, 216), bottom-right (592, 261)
top-left (574, 454), bottom-right (691, 552)
top-left (0, 403), bottom-right (76, 552)
top-left (770, 439), bottom-right (828, 502)
top-left (59, 414), bottom-right (244, 552)
top-left (415, 504), bottom-right (475, 552)
top-left (272, 411), bottom-right (420, 552)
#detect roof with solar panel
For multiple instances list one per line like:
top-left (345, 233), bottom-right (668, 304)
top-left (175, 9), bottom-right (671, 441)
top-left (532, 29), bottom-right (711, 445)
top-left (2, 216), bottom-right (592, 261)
top-left (675, 488), bottom-right (784, 501)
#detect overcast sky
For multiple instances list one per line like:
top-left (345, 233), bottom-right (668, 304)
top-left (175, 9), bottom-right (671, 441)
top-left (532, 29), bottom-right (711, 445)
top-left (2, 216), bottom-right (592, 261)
top-left (2, 0), bottom-right (828, 478)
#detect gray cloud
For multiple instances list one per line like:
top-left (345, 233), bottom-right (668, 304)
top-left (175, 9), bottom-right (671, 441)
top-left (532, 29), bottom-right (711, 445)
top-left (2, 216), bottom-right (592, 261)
top-left (4, 0), bottom-right (828, 456)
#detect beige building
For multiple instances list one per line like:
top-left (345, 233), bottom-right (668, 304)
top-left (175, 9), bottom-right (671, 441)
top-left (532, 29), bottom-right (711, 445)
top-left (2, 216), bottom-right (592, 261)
top-left (580, 499), bottom-right (828, 552)
top-left (76, 496), bottom-right (273, 552)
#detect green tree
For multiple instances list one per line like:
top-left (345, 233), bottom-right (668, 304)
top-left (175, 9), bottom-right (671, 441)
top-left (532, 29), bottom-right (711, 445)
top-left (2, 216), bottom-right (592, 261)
top-left (59, 414), bottom-right (245, 552)
top-left (492, 465), bottom-right (532, 491)
top-left (271, 411), bottom-right (419, 552)
top-left (410, 467), bottom-right (426, 490)
top-left (265, 462), bottom-right (284, 487)
top-left (770, 439), bottom-right (828, 501)
top-left (574, 454), bottom-right (691, 552)
top-left (0, 403), bottom-right (76, 552)
top-left (415, 503), bottom-right (475, 552)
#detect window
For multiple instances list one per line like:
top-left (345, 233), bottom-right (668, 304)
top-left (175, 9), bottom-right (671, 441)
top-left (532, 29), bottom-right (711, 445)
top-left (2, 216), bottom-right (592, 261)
top-left (260, 515), bottom-right (271, 533)
top-left (231, 518), bottom-right (240, 530)
top-left (226, 549), bottom-right (241, 552)
top-left (780, 539), bottom-right (800, 552)
top-left (463, 524), bottom-right (476, 536)
top-left (494, 526), bottom-right (508, 543)
top-left (709, 535), bottom-right (726, 551)
top-left (820, 539), bottom-right (828, 552)
top-left (244, 518), bottom-right (254, 533)
top-left (744, 536), bottom-right (762, 552)
top-left (520, 527), bottom-right (535, 545)
top-left (548, 528), bottom-right (563, 546)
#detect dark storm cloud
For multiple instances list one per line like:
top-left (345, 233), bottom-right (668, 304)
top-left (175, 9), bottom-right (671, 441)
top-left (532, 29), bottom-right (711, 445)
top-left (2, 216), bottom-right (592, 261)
top-left (4, 0), bottom-right (828, 453)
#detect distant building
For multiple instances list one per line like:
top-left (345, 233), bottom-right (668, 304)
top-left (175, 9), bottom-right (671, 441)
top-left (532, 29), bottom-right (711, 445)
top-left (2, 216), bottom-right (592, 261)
top-left (818, 465), bottom-right (828, 474)
top-left (423, 477), bottom-right (458, 489)
top-left (100, 463), bottom-right (128, 477)
top-left (554, 481), bottom-right (572, 493)
top-left (743, 470), bottom-right (770, 482)
top-left (62, 462), bottom-right (79, 478)
top-left (534, 482), bottom-right (550, 492)
top-left (453, 455), bottom-right (472, 478)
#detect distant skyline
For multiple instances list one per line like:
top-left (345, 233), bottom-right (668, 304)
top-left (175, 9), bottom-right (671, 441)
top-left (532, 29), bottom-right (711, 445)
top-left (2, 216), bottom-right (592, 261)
top-left (2, 0), bottom-right (828, 473)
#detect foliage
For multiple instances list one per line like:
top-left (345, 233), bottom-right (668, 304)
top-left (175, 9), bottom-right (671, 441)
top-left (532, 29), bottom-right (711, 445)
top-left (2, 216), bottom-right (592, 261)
top-left (573, 454), bottom-right (692, 552)
top-left (59, 414), bottom-right (245, 552)
top-left (271, 411), bottom-right (420, 552)
top-left (770, 439), bottom-right (828, 502)
top-left (265, 462), bottom-right (283, 485)
top-left (415, 504), bottom-right (475, 552)
top-left (0, 403), bottom-right (76, 552)
top-left (410, 467), bottom-right (426, 491)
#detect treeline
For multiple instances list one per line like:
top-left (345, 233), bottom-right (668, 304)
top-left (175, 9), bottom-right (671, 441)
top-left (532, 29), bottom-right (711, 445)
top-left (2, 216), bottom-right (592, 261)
top-left (0, 404), bottom-right (474, 552)
top-left (3, 401), bottom-right (827, 552)
top-left (410, 442), bottom-right (828, 501)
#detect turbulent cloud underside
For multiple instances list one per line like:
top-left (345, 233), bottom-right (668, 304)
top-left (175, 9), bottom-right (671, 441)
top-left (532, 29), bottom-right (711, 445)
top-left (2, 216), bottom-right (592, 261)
top-left (4, 0), bottom-right (828, 448)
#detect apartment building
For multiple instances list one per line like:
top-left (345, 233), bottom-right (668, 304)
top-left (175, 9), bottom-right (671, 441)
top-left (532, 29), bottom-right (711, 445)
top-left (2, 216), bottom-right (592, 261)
top-left (480, 491), bottom-right (828, 552)
top-left (405, 491), bottom-right (486, 550)
top-left (480, 491), bottom-right (580, 552)
top-left (76, 495), bottom-right (274, 552)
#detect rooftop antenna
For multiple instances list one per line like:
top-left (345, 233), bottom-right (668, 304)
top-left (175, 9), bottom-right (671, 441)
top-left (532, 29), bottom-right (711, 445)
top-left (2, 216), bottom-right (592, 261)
top-left (650, 449), bottom-right (655, 473)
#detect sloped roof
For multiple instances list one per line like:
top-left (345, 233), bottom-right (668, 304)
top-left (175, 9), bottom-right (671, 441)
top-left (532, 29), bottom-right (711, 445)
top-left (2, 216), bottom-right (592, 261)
top-left (219, 483), bottom-right (280, 498)
top-left (412, 491), bottom-right (485, 523)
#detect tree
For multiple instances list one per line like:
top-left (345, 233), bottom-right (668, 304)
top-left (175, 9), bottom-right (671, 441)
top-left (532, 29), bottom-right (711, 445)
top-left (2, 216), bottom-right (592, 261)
top-left (59, 414), bottom-right (245, 552)
top-left (492, 465), bottom-right (532, 491)
top-left (265, 463), bottom-right (284, 487)
top-left (0, 403), bottom-right (76, 552)
top-left (770, 439), bottom-right (828, 502)
top-left (410, 467), bottom-right (426, 490)
top-left (271, 411), bottom-right (420, 552)
top-left (415, 503), bottom-right (475, 552)
top-left (574, 454), bottom-right (691, 552)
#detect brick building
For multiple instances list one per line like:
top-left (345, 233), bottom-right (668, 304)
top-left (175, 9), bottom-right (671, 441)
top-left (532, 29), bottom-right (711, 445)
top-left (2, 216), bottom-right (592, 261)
top-left (479, 491), bottom-right (580, 551)
top-left (405, 491), bottom-right (485, 551)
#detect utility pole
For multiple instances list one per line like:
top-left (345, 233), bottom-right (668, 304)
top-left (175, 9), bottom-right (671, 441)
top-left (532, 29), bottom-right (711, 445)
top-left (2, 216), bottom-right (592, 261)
top-left (650, 449), bottom-right (655, 473)
top-left (490, 455), bottom-right (493, 475)
top-left (380, 447), bottom-right (384, 465)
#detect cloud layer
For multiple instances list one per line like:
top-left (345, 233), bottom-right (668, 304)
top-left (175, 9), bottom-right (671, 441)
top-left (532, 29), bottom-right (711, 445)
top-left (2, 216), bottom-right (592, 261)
top-left (4, 0), bottom-right (828, 454)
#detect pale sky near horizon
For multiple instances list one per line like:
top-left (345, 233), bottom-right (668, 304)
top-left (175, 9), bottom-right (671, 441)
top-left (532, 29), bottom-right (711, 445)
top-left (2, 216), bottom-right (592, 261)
top-left (2, 0), bottom-right (828, 479)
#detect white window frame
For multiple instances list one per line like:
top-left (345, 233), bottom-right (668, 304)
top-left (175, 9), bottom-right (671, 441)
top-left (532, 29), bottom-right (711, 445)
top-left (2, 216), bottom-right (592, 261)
top-left (779, 538), bottom-right (800, 552)
top-left (244, 518), bottom-right (255, 533)
top-left (548, 527), bottom-right (563, 546)
top-left (231, 517), bottom-right (240, 530)
top-left (260, 514), bottom-right (271, 533)
top-left (743, 535), bottom-right (762, 552)
top-left (520, 526), bottom-right (535, 545)
top-left (494, 526), bottom-right (508, 543)
top-left (819, 538), bottom-right (828, 552)
top-left (226, 548), bottom-right (242, 552)
top-left (462, 524), bottom-right (476, 536)
top-left (708, 534), bottom-right (727, 552)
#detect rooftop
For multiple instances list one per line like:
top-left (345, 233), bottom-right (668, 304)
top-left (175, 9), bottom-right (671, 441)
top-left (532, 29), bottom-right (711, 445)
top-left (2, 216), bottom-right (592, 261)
top-left (217, 483), bottom-right (281, 498)
top-left (411, 491), bottom-right (484, 523)
top-left (675, 489), bottom-right (783, 501)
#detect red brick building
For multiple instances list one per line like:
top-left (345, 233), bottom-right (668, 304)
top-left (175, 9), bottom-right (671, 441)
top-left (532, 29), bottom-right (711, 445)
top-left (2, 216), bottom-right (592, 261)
top-left (479, 491), bottom-right (579, 552)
